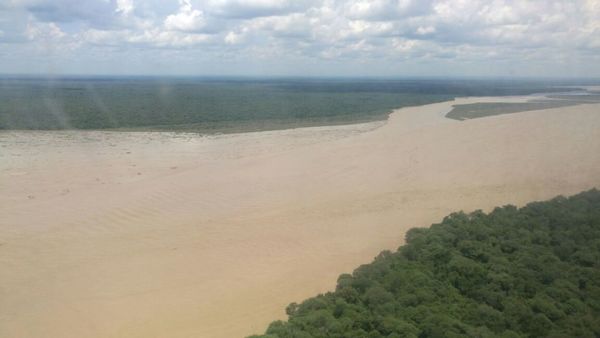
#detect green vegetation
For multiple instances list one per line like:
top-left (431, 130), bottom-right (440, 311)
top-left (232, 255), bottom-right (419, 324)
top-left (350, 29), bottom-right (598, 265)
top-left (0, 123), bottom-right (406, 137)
top-left (0, 77), bottom-right (578, 133)
top-left (446, 96), bottom-right (600, 121)
top-left (251, 189), bottom-right (600, 337)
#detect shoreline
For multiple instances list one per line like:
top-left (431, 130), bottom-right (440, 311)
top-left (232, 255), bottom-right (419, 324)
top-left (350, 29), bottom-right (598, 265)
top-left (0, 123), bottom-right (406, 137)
top-left (1, 87), bottom-right (595, 137)
top-left (1, 95), bottom-right (600, 338)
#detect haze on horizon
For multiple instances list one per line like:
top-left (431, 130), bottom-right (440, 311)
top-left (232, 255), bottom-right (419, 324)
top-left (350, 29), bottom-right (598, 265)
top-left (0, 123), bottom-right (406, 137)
top-left (0, 0), bottom-right (599, 78)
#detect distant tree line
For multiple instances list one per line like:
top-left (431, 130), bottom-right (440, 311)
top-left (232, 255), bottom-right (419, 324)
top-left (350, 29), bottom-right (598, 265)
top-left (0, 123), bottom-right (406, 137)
top-left (250, 189), bottom-right (600, 337)
top-left (0, 78), bottom-right (576, 132)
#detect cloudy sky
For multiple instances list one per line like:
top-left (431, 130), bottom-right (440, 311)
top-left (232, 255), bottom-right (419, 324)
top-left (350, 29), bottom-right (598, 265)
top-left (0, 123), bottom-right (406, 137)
top-left (1, 0), bottom-right (599, 77)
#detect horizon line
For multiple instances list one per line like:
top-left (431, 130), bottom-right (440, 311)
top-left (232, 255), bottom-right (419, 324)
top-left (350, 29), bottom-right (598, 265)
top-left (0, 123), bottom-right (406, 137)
top-left (2, 73), bottom-right (600, 82)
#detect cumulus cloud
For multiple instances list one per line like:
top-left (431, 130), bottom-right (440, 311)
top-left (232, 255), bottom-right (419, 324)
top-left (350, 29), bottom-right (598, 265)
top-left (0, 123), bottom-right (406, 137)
top-left (343, 0), bottom-right (434, 21)
top-left (0, 0), bottom-right (599, 76)
top-left (206, 0), bottom-right (315, 19)
top-left (115, 0), bottom-right (134, 15)
top-left (416, 25), bottom-right (435, 35)
top-left (25, 21), bottom-right (65, 40)
top-left (164, 0), bottom-right (206, 31)
top-left (224, 31), bottom-right (242, 44)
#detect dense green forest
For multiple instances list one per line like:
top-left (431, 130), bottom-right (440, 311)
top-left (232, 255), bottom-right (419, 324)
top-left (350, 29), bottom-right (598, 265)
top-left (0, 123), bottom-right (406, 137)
top-left (251, 189), bottom-right (600, 337)
top-left (0, 77), bottom-right (580, 132)
top-left (446, 97), bottom-right (600, 121)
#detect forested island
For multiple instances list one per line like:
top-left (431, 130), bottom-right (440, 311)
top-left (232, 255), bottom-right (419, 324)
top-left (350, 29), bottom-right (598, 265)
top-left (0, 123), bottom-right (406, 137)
top-left (251, 189), bottom-right (600, 337)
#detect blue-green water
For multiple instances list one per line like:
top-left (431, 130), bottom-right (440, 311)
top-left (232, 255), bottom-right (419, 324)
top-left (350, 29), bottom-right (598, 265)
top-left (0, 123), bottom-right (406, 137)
top-left (0, 77), bottom-right (594, 133)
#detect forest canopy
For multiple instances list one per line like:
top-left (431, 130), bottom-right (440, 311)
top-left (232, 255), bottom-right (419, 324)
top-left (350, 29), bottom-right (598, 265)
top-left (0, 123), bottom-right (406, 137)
top-left (250, 189), bottom-right (600, 338)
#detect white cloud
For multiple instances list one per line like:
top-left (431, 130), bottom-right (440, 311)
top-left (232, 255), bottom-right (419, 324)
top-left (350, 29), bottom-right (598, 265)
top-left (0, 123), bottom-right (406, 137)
top-left (26, 21), bottom-right (65, 40)
top-left (206, 0), bottom-right (313, 18)
top-left (164, 0), bottom-right (206, 32)
top-left (1, 0), bottom-right (600, 76)
top-left (127, 28), bottom-right (211, 47)
top-left (392, 38), bottom-right (418, 52)
top-left (416, 25), bottom-right (435, 35)
top-left (224, 31), bottom-right (241, 44)
top-left (115, 0), bottom-right (134, 15)
top-left (344, 0), bottom-right (433, 21)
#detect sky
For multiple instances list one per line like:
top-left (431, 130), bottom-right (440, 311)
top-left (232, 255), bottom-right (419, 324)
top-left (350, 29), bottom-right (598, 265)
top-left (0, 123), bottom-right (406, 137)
top-left (0, 0), bottom-right (599, 77)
